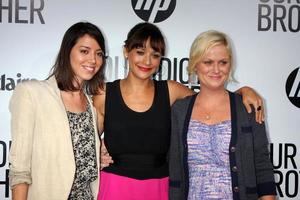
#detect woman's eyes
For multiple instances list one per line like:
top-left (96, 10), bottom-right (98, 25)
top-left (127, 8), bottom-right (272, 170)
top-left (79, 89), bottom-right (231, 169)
top-left (80, 49), bottom-right (89, 54)
top-left (136, 50), bottom-right (145, 55)
top-left (152, 53), bottom-right (161, 59)
top-left (136, 50), bottom-right (161, 58)
top-left (80, 49), bottom-right (104, 58)
top-left (97, 52), bottom-right (105, 58)
top-left (203, 61), bottom-right (212, 65)
top-left (203, 60), bottom-right (228, 65)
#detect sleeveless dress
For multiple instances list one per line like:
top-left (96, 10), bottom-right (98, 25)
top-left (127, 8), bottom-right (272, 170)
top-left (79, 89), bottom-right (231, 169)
top-left (187, 119), bottom-right (233, 200)
top-left (99, 79), bottom-right (170, 200)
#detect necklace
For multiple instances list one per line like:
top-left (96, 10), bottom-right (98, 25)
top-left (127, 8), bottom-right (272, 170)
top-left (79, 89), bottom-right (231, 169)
top-left (205, 114), bottom-right (210, 120)
top-left (199, 90), bottom-right (228, 121)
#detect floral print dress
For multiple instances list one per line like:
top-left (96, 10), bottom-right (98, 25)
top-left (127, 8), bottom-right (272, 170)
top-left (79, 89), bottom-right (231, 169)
top-left (67, 105), bottom-right (98, 200)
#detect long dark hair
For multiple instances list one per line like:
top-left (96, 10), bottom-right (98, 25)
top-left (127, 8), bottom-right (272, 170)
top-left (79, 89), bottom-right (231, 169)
top-left (49, 21), bottom-right (106, 95)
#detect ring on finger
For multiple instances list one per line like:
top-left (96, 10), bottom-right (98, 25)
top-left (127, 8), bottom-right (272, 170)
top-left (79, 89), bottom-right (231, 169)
top-left (257, 105), bottom-right (262, 111)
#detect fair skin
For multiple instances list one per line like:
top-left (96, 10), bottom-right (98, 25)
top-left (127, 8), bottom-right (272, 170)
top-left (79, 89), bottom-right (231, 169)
top-left (94, 38), bottom-right (265, 168)
top-left (94, 39), bottom-right (193, 130)
top-left (94, 39), bottom-right (194, 167)
top-left (192, 43), bottom-right (275, 200)
top-left (192, 43), bottom-right (232, 125)
top-left (94, 38), bottom-right (193, 117)
top-left (69, 34), bottom-right (104, 91)
top-left (12, 34), bottom-right (104, 200)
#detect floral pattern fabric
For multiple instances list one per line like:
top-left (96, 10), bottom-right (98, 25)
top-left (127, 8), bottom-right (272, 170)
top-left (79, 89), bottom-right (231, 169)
top-left (67, 105), bottom-right (98, 200)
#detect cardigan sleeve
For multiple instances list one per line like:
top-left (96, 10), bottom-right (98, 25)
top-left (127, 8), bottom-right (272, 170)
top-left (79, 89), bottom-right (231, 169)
top-left (9, 82), bottom-right (36, 187)
top-left (251, 112), bottom-right (277, 197)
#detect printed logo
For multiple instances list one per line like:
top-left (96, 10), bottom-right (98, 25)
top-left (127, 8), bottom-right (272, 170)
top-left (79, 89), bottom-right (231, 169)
top-left (0, 73), bottom-right (31, 91)
top-left (131, 0), bottom-right (176, 23)
top-left (257, 0), bottom-right (300, 32)
top-left (0, 0), bottom-right (45, 24)
top-left (286, 67), bottom-right (300, 108)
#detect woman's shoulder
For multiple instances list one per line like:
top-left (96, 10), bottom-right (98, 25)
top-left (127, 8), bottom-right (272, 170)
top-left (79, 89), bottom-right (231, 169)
top-left (230, 91), bottom-right (257, 123)
top-left (14, 78), bottom-right (48, 93)
top-left (93, 86), bottom-right (106, 110)
top-left (172, 94), bottom-right (196, 110)
top-left (230, 92), bottom-right (248, 110)
top-left (10, 79), bottom-right (54, 106)
top-left (167, 80), bottom-right (195, 104)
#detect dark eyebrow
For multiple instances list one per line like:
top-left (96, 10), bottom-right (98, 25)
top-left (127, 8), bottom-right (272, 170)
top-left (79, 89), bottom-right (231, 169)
top-left (80, 45), bottom-right (102, 51)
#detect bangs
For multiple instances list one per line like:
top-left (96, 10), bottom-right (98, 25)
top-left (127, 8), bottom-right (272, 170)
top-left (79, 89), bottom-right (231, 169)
top-left (129, 37), bottom-right (165, 56)
top-left (125, 23), bottom-right (165, 56)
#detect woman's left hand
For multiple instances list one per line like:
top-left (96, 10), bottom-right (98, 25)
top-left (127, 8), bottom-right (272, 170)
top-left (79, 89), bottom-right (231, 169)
top-left (100, 139), bottom-right (113, 170)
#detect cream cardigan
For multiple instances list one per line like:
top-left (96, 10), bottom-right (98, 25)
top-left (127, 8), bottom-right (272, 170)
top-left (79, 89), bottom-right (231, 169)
top-left (9, 76), bottom-right (100, 200)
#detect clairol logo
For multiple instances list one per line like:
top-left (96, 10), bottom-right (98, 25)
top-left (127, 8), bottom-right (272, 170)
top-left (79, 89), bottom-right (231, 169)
top-left (285, 67), bottom-right (300, 108)
top-left (0, 73), bottom-right (31, 91)
top-left (131, 0), bottom-right (176, 23)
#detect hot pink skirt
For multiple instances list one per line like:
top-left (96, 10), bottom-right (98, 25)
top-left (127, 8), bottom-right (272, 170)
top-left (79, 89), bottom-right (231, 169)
top-left (98, 171), bottom-right (169, 200)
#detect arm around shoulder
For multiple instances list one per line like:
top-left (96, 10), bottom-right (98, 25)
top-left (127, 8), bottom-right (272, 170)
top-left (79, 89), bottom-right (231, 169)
top-left (235, 86), bottom-right (264, 123)
top-left (167, 80), bottom-right (195, 105)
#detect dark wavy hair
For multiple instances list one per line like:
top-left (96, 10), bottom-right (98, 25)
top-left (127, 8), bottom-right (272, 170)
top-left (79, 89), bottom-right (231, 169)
top-left (49, 21), bottom-right (106, 95)
top-left (124, 22), bottom-right (165, 56)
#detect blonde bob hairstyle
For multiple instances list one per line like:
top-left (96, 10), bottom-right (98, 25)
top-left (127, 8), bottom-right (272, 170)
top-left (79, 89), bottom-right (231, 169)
top-left (188, 30), bottom-right (236, 82)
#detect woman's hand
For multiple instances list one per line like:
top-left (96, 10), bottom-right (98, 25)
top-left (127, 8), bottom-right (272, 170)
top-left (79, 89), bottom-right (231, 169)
top-left (100, 139), bottom-right (113, 170)
top-left (236, 86), bottom-right (264, 124)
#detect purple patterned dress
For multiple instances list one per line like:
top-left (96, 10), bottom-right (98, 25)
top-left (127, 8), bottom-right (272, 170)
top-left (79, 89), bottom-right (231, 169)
top-left (187, 119), bottom-right (233, 200)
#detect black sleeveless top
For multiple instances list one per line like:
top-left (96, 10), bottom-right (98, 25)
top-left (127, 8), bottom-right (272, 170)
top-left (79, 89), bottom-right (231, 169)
top-left (103, 79), bottom-right (171, 179)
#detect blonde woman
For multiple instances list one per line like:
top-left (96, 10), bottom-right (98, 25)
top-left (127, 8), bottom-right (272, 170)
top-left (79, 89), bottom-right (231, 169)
top-left (169, 30), bottom-right (276, 200)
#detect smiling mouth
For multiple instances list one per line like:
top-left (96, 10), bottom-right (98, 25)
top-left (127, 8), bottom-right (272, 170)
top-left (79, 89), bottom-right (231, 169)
top-left (83, 66), bottom-right (96, 73)
top-left (138, 66), bottom-right (152, 72)
top-left (210, 76), bottom-right (221, 79)
top-left (209, 74), bottom-right (223, 79)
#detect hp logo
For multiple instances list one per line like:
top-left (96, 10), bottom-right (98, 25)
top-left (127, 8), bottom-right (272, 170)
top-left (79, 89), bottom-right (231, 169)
top-left (286, 67), bottom-right (300, 108)
top-left (131, 0), bottom-right (176, 23)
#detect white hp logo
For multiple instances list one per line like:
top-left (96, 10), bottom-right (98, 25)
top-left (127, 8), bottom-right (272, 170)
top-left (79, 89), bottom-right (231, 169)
top-left (288, 69), bottom-right (300, 97)
top-left (286, 67), bottom-right (300, 108)
top-left (132, 0), bottom-right (176, 23)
